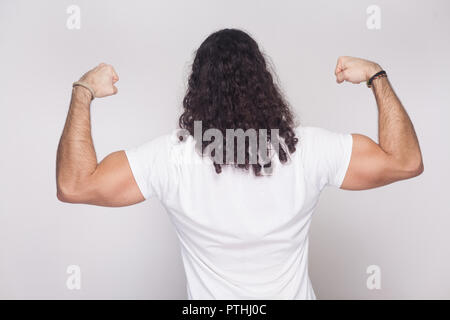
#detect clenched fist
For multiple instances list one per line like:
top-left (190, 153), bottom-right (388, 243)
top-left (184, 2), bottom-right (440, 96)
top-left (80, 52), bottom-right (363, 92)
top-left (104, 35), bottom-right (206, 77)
top-left (335, 56), bottom-right (382, 84)
top-left (79, 63), bottom-right (119, 98)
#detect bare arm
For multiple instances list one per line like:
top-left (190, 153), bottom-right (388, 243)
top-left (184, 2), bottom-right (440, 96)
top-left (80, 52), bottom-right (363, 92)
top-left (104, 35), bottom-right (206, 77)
top-left (56, 63), bottom-right (144, 206)
top-left (334, 56), bottom-right (423, 190)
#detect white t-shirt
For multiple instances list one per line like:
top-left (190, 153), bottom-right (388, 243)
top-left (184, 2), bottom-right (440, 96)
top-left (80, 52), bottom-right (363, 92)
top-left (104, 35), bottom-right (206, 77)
top-left (125, 126), bottom-right (353, 299)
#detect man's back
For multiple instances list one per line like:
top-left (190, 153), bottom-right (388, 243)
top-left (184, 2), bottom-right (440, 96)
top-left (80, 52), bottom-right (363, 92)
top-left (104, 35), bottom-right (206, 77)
top-left (56, 31), bottom-right (423, 299)
top-left (125, 126), bottom-right (352, 299)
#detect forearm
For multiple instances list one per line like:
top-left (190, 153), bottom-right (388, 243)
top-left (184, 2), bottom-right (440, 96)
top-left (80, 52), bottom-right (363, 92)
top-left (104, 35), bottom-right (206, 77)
top-left (56, 86), bottom-right (97, 194)
top-left (372, 76), bottom-right (423, 169)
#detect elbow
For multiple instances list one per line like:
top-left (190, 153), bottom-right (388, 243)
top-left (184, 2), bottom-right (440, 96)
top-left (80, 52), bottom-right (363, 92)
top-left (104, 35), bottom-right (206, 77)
top-left (57, 190), bottom-right (73, 203)
top-left (57, 185), bottom-right (77, 203)
top-left (56, 172), bottom-right (96, 204)
top-left (415, 160), bottom-right (424, 176)
top-left (401, 155), bottom-right (424, 178)
top-left (56, 180), bottom-right (84, 204)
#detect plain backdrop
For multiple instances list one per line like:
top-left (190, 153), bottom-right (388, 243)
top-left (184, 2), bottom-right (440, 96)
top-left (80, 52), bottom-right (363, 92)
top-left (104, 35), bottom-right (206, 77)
top-left (0, 0), bottom-right (449, 299)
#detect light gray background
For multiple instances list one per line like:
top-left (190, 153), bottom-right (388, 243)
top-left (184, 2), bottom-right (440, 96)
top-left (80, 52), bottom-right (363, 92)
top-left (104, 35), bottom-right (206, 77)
top-left (0, 0), bottom-right (449, 299)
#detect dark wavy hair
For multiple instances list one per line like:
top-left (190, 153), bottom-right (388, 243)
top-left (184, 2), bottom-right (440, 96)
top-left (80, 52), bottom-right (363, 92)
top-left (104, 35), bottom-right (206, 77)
top-left (179, 28), bottom-right (298, 175)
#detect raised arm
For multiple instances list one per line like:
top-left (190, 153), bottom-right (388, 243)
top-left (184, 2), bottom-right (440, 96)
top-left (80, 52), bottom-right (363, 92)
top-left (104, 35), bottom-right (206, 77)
top-left (56, 63), bottom-right (145, 206)
top-left (334, 56), bottom-right (423, 190)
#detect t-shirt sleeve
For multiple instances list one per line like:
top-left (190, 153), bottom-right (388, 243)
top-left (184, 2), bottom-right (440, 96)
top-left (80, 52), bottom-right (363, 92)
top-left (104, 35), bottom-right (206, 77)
top-left (297, 126), bottom-right (353, 189)
top-left (124, 134), bottom-right (174, 200)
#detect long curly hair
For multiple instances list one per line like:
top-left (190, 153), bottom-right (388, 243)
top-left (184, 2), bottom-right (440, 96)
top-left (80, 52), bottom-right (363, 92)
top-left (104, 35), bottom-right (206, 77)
top-left (179, 28), bottom-right (298, 175)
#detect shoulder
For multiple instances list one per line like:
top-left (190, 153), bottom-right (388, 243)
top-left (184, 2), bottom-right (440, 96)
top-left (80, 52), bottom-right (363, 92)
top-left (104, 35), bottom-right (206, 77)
top-left (295, 125), bottom-right (334, 154)
top-left (295, 125), bottom-right (336, 142)
top-left (125, 131), bottom-right (182, 166)
top-left (295, 125), bottom-right (351, 149)
top-left (135, 130), bottom-right (187, 153)
top-left (294, 125), bottom-right (353, 167)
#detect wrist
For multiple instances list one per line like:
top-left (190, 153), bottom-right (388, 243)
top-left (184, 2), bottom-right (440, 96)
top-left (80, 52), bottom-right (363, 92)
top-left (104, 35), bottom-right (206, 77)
top-left (72, 86), bottom-right (93, 105)
top-left (366, 63), bottom-right (382, 81)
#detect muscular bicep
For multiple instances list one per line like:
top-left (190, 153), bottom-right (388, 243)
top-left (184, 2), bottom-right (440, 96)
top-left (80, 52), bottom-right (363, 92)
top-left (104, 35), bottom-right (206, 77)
top-left (82, 151), bottom-right (145, 207)
top-left (340, 134), bottom-right (405, 190)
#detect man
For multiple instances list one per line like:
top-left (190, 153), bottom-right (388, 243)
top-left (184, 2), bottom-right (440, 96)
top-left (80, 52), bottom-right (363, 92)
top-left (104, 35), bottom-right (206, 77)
top-left (56, 29), bottom-right (423, 299)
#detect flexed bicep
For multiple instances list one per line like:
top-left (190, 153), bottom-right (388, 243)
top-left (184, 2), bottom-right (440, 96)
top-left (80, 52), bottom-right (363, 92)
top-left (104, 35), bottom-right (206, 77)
top-left (335, 56), bottom-right (423, 190)
top-left (341, 134), bottom-right (421, 190)
top-left (58, 151), bottom-right (145, 207)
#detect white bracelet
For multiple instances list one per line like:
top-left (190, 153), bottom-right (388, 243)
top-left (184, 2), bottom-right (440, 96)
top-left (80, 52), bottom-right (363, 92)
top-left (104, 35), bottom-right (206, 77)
top-left (72, 81), bottom-right (95, 100)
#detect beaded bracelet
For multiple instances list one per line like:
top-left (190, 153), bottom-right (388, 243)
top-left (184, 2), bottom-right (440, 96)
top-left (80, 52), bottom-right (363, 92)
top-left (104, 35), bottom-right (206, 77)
top-left (367, 70), bottom-right (387, 88)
